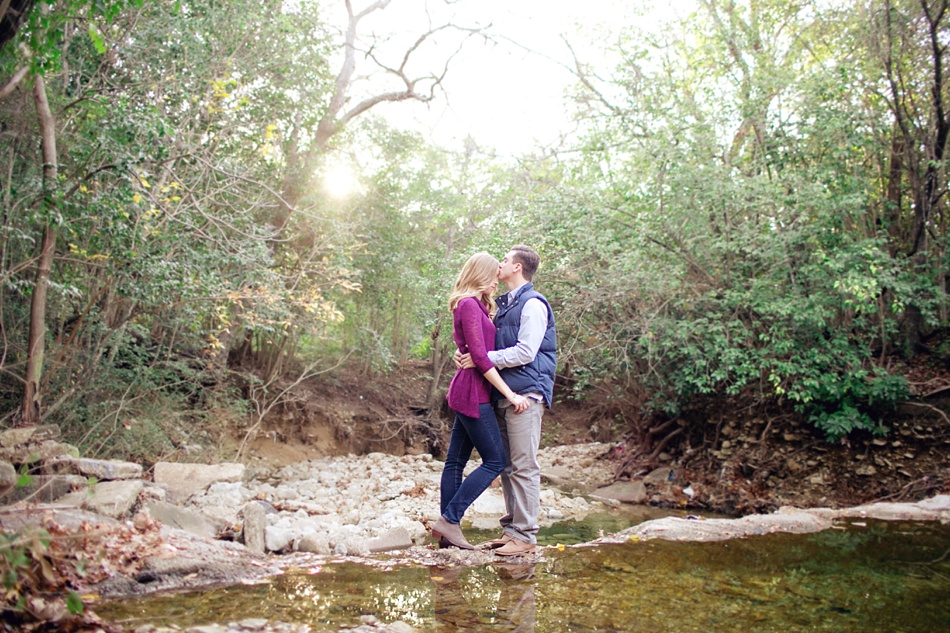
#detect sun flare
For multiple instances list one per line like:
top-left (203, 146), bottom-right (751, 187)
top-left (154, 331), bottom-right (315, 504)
top-left (323, 163), bottom-right (357, 198)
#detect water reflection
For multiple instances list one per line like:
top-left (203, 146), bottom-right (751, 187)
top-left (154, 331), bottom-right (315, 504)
top-left (430, 563), bottom-right (537, 632)
top-left (97, 520), bottom-right (950, 632)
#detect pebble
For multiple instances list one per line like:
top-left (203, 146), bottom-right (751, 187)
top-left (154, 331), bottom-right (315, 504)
top-left (184, 444), bottom-right (613, 556)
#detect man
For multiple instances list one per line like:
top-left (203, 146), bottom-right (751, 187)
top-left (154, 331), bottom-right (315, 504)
top-left (456, 244), bottom-right (556, 556)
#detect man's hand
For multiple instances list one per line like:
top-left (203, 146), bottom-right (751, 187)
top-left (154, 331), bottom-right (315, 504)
top-left (454, 351), bottom-right (475, 370)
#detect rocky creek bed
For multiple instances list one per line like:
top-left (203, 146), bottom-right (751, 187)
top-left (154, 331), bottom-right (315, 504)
top-left (1, 426), bottom-right (949, 632)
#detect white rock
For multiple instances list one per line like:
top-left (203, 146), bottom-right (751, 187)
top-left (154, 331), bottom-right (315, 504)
top-left (265, 526), bottom-right (295, 552)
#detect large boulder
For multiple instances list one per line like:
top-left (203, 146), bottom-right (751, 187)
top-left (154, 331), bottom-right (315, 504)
top-left (63, 480), bottom-right (145, 519)
top-left (153, 462), bottom-right (245, 503)
top-left (146, 501), bottom-right (218, 539)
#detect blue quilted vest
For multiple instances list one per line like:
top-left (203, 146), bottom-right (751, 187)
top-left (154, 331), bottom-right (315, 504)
top-left (492, 283), bottom-right (557, 407)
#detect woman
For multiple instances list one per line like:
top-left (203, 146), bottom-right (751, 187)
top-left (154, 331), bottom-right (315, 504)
top-left (432, 252), bottom-right (530, 550)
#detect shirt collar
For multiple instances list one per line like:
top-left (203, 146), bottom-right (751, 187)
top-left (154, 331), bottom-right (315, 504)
top-left (507, 282), bottom-right (529, 301)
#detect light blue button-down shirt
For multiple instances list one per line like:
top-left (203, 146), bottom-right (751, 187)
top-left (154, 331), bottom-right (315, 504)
top-left (489, 283), bottom-right (548, 403)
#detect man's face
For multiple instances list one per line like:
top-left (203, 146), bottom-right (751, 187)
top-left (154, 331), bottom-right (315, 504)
top-left (498, 251), bottom-right (520, 284)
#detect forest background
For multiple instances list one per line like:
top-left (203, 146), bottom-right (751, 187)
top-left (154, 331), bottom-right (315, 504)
top-left (1, 0), bottom-right (949, 500)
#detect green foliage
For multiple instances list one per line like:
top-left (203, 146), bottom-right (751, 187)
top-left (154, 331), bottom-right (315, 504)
top-left (2, 0), bottom-right (947, 450)
top-left (531, 0), bottom-right (945, 440)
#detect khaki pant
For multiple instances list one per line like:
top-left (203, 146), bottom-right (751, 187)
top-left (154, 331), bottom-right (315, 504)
top-left (494, 398), bottom-right (543, 544)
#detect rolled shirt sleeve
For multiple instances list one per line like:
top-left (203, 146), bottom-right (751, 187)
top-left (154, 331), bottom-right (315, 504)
top-left (488, 298), bottom-right (547, 369)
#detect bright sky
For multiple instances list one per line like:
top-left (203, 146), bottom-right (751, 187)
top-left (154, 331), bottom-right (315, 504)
top-left (319, 0), bottom-right (693, 157)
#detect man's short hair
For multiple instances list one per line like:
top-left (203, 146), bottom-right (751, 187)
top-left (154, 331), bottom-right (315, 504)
top-left (510, 244), bottom-right (540, 280)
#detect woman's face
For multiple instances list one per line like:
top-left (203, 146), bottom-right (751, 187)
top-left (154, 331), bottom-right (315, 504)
top-left (480, 276), bottom-right (498, 298)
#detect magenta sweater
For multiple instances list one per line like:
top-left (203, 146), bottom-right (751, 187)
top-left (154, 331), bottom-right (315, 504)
top-left (446, 297), bottom-right (497, 418)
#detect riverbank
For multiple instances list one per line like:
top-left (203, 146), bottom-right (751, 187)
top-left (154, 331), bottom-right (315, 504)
top-left (2, 427), bottom-right (950, 632)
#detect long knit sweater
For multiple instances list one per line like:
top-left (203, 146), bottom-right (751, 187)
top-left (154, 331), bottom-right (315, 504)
top-left (446, 296), bottom-right (496, 418)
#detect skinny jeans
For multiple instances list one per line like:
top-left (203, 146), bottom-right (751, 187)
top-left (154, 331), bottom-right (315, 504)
top-left (440, 402), bottom-right (506, 524)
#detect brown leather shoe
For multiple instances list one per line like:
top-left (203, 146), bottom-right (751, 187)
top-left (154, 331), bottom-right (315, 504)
top-left (477, 533), bottom-right (514, 550)
top-left (431, 517), bottom-right (474, 550)
top-left (494, 538), bottom-right (536, 556)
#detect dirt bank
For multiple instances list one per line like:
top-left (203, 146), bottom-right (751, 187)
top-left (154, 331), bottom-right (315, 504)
top-left (236, 362), bottom-right (950, 516)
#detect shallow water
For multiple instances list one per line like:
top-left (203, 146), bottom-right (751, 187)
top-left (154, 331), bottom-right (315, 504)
top-left (99, 519), bottom-right (950, 632)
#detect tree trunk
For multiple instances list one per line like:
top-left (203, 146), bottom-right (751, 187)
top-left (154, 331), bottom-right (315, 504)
top-left (884, 122), bottom-right (904, 255)
top-left (0, 0), bottom-right (35, 54)
top-left (425, 323), bottom-right (453, 415)
top-left (20, 72), bottom-right (57, 425)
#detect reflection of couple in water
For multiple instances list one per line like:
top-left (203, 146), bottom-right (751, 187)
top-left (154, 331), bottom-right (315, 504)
top-left (430, 562), bottom-right (537, 633)
top-left (432, 245), bottom-right (557, 557)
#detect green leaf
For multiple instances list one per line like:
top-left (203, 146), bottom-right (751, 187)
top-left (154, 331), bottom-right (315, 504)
top-left (88, 25), bottom-right (107, 55)
top-left (66, 591), bottom-right (84, 615)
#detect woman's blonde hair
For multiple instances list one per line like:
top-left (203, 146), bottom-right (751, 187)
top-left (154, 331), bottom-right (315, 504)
top-left (449, 252), bottom-right (499, 315)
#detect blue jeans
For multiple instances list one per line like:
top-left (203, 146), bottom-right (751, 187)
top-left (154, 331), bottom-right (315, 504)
top-left (440, 402), bottom-right (506, 524)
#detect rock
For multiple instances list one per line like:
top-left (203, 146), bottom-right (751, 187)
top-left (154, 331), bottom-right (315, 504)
top-left (146, 501), bottom-right (217, 539)
top-left (590, 481), bottom-right (648, 504)
top-left (297, 533), bottom-right (330, 554)
top-left (599, 510), bottom-right (832, 543)
top-left (0, 440), bottom-right (79, 465)
top-left (153, 462), bottom-right (245, 503)
top-left (242, 502), bottom-right (267, 554)
top-left (140, 482), bottom-right (167, 502)
top-left (332, 537), bottom-right (370, 557)
top-left (0, 460), bottom-right (16, 495)
top-left (541, 465), bottom-right (575, 488)
top-left (470, 488), bottom-right (506, 515)
top-left (0, 425), bottom-right (61, 447)
top-left (0, 474), bottom-right (86, 504)
top-left (643, 467), bottom-right (676, 485)
top-left (42, 456), bottom-right (143, 480)
top-left (918, 495), bottom-right (950, 511)
top-left (81, 480), bottom-right (145, 518)
top-left (265, 525), bottom-right (294, 553)
top-left (366, 527), bottom-right (413, 553)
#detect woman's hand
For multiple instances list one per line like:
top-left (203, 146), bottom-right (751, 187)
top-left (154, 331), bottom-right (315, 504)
top-left (510, 394), bottom-right (530, 413)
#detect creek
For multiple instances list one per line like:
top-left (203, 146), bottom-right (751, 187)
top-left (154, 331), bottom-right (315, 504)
top-left (98, 516), bottom-right (950, 632)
